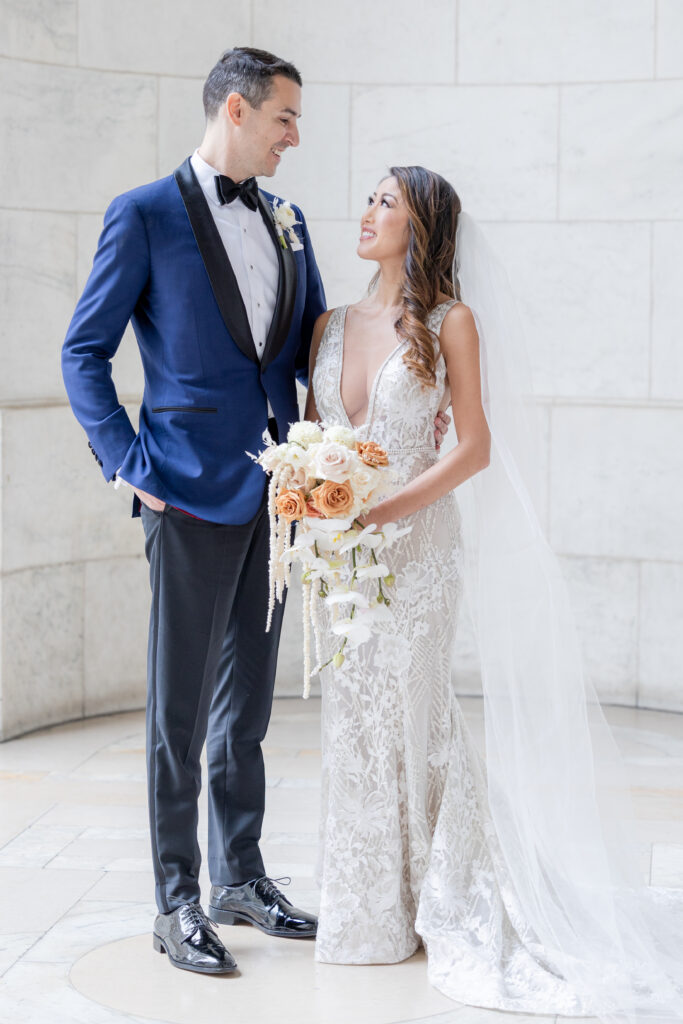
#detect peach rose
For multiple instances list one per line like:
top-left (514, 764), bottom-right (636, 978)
top-left (275, 488), bottom-right (307, 522)
top-left (356, 441), bottom-right (389, 467)
top-left (304, 500), bottom-right (324, 519)
top-left (309, 479), bottom-right (354, 518)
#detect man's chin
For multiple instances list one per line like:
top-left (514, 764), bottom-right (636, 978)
top-left (260, 160), bottom-right (280, 178)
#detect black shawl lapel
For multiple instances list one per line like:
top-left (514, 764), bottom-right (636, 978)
top-left (257, 192), bottom-right (298, 370)
top-left (173, 157), bottom-right (258, 364)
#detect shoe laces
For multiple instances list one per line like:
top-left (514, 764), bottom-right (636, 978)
top-left (179, 902), bottom-right (211, 933)
top-left (253, 875), bottom-right (291, 906)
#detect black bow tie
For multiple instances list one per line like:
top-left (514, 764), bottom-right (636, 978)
top-left (214, 174), bottom-right (259, 212)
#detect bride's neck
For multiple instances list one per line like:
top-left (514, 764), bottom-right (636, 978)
top-left (372, 261), bottom-right (404, 311)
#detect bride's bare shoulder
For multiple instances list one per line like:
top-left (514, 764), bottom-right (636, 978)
top-left (440, 300), bottom-right (478, 349)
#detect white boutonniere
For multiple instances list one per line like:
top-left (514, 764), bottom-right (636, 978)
top-left (272, 198), bottom-right (304, 252)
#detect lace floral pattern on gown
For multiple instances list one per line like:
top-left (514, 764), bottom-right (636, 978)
top-left (311, 301), bottom-right (592, 1015)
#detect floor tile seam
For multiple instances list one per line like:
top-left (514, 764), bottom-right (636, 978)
top-left (0, 800), bottom-right (59, 856)
top-left (42, 824), bottom-right (90, 869)
top-left (65, 728), bottom-right (150, 775)
top-left (4, 869), bottom-right (106, 975)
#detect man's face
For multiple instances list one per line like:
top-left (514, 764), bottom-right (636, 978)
top-left (239, 75), bottom-right (301, 177)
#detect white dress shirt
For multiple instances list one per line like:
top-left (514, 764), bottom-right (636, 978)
top-left (190, 149), bottom-right (279, 360)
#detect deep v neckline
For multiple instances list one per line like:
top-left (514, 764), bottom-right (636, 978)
top-left (336, 304), bottom-right (405, 431)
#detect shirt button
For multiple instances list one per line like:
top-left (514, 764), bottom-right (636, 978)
top-left (243, 227), bottom-right (247, 233)
top-left (257, 302), bottom-right (261, 307)
top-left (250, 264), bottom-right (254, 270)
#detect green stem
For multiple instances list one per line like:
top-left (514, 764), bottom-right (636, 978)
top-left (317, 634), bottom-right (348, 672)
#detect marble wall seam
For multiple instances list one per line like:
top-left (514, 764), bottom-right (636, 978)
top-left (648, 220), bottom-right (655, 398)
top-left (635, 559), bottom-right (643, 708)
top-left (555, 84), bottom-right (562, 220)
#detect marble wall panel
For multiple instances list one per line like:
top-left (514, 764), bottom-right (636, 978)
top-left (484, 222), bottom-right (650, 399)
top-left (458, 0), bottom-right (654, 84)
top-left (83, 557), bottom-right (149, 717)
top-left (78, 1), bottom-right (249, 76)
top-left (258, 85), bottom-right (350, 221)
top-left (76, 214), bottom-right (144, 400)
top-left (651, 222), bottom-right (683, 401)
top-left (0, 563), bottom-right (83, 740)
top-left (559, 555), bottom-right (639, 705)
top-left (559, 81), bottom-right (683, 220)
top-left (0, 0), bottom-right (77, 64)
top-left (537, 403), bottom-right (551, 535)
top-left (657, 0), bottom-right (683, 78)
top-left (157, 76), bottom-right (205, 177)
top-left (351, 85), bottom-right (558, 221)
top-left (0, 210), bottom-right (77, 404)
top-left (253, 0), bottom-right (456, 85)
top-left (549, 405), bottom-right (683, 562)
top-left (0, 59), bottom-right (157, 212)
top-left (1, 406), bottom-right (141, 574)
top-left (639, 562), bottom-right (683, 713)
top-left (307, 220), bottom-right (372, 310)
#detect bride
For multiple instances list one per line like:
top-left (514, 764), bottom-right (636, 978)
top-left (303, 165), bottom-right (683, 1020)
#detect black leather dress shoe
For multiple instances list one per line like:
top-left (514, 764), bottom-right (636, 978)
top-left (208, 876), bottom-right (317, 939)
top-left (153, 902), bottom-right (237, 974)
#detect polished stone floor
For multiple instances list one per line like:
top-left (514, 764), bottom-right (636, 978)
top-left (0, 697), bottom-right (682, 1024)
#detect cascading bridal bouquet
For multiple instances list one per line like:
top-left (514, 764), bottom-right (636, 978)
top-left (250, 421), bottom-right (411, 698)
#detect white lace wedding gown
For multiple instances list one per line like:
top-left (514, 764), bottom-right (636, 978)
top-left (311, 300), bottom-right (597, 1015)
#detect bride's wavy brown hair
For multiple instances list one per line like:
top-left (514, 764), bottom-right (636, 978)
top-left (370, 165), bottom-right (462, 387)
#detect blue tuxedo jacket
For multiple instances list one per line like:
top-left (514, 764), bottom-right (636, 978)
top-left (62, 157), bottom-right (326, 523)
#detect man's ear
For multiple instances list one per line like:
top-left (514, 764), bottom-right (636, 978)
top-left (225, 92), bottom-right (244, 126)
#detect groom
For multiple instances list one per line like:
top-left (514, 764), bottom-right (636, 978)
top-left (62, 47), bottom-right (323, 974)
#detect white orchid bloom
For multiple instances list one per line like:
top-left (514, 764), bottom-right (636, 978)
top-left (303, 517), bottom-right (353, 536)
top-left (324, 590), bottom-right (370, 608)
top-left (331, 618), bottom-right (372, 647)
top-left (357, 602), bottom-right (394, 626)
top-left (375, 522), bottom-right (413, 552)
top-left (337, 523), bottom-right (377, 553)
top-left (289, 531), bottom-right (318, 551)
top-left (354, 563), bottom-right (390, 580)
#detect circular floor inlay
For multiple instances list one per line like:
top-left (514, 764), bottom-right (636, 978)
top-left (70, 927), bottom-right (457, 1024)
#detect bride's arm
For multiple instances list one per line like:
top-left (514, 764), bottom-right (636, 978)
top-left (364, 303), bottom-right (490, 528)
top-left (303, 309), bottom-right (334, 423)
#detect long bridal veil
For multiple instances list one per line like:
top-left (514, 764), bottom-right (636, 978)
top-left (454, 212), bottom-right (683, 1022)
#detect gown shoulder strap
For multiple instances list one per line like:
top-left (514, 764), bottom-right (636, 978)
top-left (427, 299), bottom-right (459, 337)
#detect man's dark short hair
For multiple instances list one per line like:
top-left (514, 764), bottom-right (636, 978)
top-left (203, 47), bottom-right (302, 119)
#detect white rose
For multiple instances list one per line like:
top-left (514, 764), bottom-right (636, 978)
top-left (287, 421), bottom-right (323, 449)
top-left (323, 424), bottom-right (357, 449)
top-left (279, 460), bottom-right (310, 490)
top-left (258, 444), bottom-right (286, 472)
top-left (310, 441), bottom-right (353, 482)
top-left (349, 464), bottom-right (376, 499)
